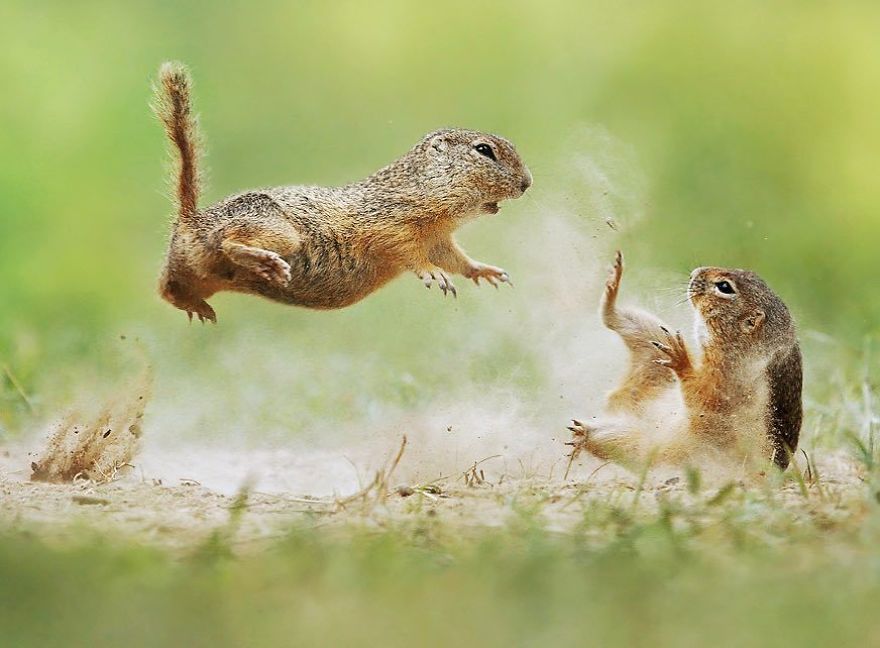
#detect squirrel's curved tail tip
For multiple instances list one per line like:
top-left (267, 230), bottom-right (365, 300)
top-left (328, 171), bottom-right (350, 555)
top-left (158, 60), bottom-right (189, 87)
top-left (153, 60), bottom-right (201, 219)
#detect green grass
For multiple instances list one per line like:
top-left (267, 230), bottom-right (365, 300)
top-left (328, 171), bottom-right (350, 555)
top-left (3, 475), bottom-right (880, 648)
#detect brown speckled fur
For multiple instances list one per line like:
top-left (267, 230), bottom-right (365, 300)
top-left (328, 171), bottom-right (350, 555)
top-left (569, 251), bottom-right (802, 470)
top-left (152, 62), bottom-right (532, 323)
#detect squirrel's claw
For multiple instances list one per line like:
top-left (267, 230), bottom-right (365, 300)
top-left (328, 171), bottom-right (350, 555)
top-left (652, 327), bottom-right (690, 372)
top-left (568, 419), bottom-right (592, 438)
top-left (184, 300), bottom-right (217, 325)
top-left (186, 310), bottom-right (217, 324)
top-left (419, 270), bottom-right (457, 298)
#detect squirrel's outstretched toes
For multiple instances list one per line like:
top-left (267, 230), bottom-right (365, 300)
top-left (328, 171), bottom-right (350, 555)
top-left (466, 263), bottom-right (511, 288)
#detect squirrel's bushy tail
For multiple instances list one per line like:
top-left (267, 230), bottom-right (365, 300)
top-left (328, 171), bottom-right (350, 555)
top-left (152, 61), bottom-right (201, 219)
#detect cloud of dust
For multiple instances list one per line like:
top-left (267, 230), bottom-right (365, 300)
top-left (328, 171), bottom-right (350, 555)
top-left (21, 127), bottom-right (699, 496)
top-left (149, 126), bottom-right (701, 496)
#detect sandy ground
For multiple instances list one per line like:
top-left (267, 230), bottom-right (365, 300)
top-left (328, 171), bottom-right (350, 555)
top-left (0, 439), bottom-right (594, 550)
top-left (0, 437), bottom-right (867, 553)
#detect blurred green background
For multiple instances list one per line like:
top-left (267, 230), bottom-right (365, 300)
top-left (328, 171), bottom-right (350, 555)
top-left (1, 0), bottom-right (878, 426)
top-left (2, 4), bottom-right (880, 647)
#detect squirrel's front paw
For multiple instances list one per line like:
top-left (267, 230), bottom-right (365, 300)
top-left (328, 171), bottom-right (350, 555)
top-left (466, 263), bottom-right (512, 288)
top-left (651, 327), bottom-right (691, 373)
top-left (418, 269), bottom-right (457, 297)
top-left (605, 250), bottom-right (623, 296)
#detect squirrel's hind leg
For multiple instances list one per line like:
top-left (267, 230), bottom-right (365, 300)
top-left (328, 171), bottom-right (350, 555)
top-left (211, 193), bottom-right (302, 287)
top-left (218, 220), bottom-right (301, 287)
top-left (567, 417), bottom-right (688, 468)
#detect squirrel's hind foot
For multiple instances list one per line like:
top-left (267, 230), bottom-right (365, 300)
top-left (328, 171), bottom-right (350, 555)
top-left (566, 418), bottom-right (595, 443)
top-left (564, 418), bottom-right (596, 477)
top-left (160, 278), bottom-right (218, 324)
top-left (185, 300), bottom-right (217, 324)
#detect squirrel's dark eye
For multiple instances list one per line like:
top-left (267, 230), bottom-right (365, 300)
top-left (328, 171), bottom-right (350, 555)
top-left (474, 143), bottom-right (497, 161)
top-left (715, 280), bottom-right (735, 295)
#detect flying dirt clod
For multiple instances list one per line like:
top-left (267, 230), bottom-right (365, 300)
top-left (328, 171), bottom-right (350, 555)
top-left (30, 375), bottom-right (150, 484)
top-left (568, 251), bottom-right (802, 471)
top-left (152, 61), bottom-right (532, 323)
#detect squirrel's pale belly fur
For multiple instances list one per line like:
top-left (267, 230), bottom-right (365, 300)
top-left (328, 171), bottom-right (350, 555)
top-left (153, 62), bottom-right (532, 322)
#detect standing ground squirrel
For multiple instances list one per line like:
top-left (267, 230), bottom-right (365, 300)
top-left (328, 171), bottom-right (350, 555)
top-left (152, 62), bottom-right (532, 322)
top-left (568, 251), bottom-right (803, 470)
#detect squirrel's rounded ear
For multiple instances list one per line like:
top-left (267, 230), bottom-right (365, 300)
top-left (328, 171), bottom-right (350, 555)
top-left (429, 134), bottom-right (448, 153)
top-left (741, 309), bottom-right (766, 334)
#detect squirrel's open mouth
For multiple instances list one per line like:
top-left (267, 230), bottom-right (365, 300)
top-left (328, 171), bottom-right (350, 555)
top-left (483, 202), bottom-right (500, 214)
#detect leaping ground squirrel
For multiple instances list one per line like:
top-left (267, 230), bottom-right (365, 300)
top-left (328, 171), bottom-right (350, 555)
top-left (152, 62), bottom-right (532, 322)
top-left (568, 251), bottom-right (802, 470)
